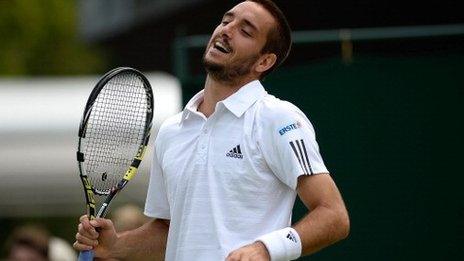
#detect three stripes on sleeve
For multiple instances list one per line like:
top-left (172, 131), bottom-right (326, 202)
top-left (289, 139), bottom-right (313, 175)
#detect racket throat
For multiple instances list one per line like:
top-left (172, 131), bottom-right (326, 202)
top-left (96, 202), bottom-right (110, 218)
top-left (97, 191), bottom-right (118, 218)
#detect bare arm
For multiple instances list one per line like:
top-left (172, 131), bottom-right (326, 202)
top-left (74, 217), bottom-right (169, 261)
top-left (294, 173), bottom-right (350, 256)
top-left (226, 173), bottom-right (349, 260)
top-left (111, 219), bottom-right (169, 260)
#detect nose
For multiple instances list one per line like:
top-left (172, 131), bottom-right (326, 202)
top-left (220, 22), bottom-right (235, 39)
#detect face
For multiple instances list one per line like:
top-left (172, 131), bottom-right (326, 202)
top-left (8, 245), bottom-right (47, 261)
top-left (203, 1), bottom-right (276, 83)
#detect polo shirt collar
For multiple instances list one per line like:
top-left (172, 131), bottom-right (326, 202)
top-left (181, 80), bottom-right (266, 123)
top-left (221, 80), bottom-right (266, 117)
top-left (181, 89), bottom-right (205, 123)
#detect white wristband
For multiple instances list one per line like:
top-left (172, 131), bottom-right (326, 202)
top-left (256, 227), bottom-right (302, 261)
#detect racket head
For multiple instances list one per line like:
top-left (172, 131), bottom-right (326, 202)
top-left (76, 67), bottom-right (153, 217)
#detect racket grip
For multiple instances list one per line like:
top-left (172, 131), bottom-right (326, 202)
top-left (78, 250), bottom-right (94, 261)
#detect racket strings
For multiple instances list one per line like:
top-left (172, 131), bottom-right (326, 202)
top-left (83, 72), bottom-right (149, 194)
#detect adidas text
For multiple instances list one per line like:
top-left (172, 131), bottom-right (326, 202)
top-left (226, 152), bottom-right (243, 159)
top-left (227, 145), bottom-right (243, 159)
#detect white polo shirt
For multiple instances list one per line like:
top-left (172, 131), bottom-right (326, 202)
top-left (144, 80), bottom-right (328, 261)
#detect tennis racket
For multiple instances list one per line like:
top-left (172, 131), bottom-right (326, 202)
top-left (76, 67), bottom-right (154, 261)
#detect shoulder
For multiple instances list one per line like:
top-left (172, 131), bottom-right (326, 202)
top-left (255, 94), bottom-right (311, 129)
top-left (159, 112), bottom-right (183, 130)
top-left (155, 112), bottom-right (183, 145)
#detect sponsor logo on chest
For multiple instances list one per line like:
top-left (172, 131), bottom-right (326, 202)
top-left (226, 145), bottom-right (243, 159)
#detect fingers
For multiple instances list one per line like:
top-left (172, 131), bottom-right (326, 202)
top-left (91, 217), bottom-right (115, 231)
top-left (78, 215), bottom-right (99, 239)
top-left (225, 242), bottom-right (269, 261)
top-left (73, 241), bottom-right (92, 251)
top-left (73, 233), bottom-right (98, 251)
top-left (78, 215), bottom-right (114, 235)
top-left (74, 215), bottom-right (118, 253)
top-left (225, 251), bottom-right (241, 261)
top-left (226, 252), bottom-right (252, 261)
top-left (74, 215), bottom-right (100, 251)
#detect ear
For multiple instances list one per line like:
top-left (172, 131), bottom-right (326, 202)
top-left (255, 53), bottom-right (277, 74)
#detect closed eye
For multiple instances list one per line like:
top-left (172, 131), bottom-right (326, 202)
top-left (242, 29), bottom-right (252, 37)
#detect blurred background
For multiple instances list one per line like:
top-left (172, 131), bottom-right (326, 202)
top-left (0, 0), bottom-right (462, 260)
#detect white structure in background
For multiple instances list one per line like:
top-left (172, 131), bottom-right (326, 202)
top-left (0, 72), bottom-right (182, 217)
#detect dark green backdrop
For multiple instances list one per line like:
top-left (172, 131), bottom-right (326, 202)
top-left (182, 53), bottom-right (463, 260)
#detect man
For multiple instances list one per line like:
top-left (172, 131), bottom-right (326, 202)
top-left (74, 1), bottom-right (350, 260)
top-left (6, 225), bottom-right (49, 261)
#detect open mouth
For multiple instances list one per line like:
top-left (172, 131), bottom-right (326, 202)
top-left (213, 41), bottom-right (232, 54)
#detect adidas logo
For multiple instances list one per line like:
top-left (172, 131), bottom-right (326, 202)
top-left (286, 231), bottom-right (298, 243)
top-left (226, 145), bottom-right (243, 159)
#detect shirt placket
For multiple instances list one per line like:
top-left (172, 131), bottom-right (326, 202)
top-left (193, 105), bottom-right (222, 166)
top-left (197, 126), bottom-right (209, 165)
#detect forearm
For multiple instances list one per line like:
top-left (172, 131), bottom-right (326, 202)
top-left (110, 219), bottom-right (169, 261)
top-left (293, 204), bottom-right (350, 256)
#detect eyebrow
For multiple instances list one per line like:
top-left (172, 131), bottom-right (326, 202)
top-left (223, 11), bottom-right (259, 32)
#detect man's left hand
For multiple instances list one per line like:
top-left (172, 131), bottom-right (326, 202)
top-left (226, 241), bottom-right (270, 261)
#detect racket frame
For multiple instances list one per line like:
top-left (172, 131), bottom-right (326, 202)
top-left (76, 67), bottom-right (154, 219)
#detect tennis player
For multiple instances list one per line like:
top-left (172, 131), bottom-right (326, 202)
top-left (74, 0), bottom-right (350, 260)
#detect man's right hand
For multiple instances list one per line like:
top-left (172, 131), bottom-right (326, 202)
top-left (73, 215), bottom-right (118, 259)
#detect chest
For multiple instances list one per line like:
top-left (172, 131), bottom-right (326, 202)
top-left (159, 113), bottom-right (275, 201)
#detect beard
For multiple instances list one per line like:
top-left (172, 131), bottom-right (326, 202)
top-left (202, 51), bottom-right (259, 84)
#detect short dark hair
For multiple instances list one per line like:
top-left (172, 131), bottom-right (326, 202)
top-left (247, 0), bottom-right (292, 78)
top-left (6, 225), bottom-right (49, 259)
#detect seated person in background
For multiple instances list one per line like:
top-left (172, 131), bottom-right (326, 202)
top-left (49, 236), bottom-right (77, 261)
top-left (5, 224), bottom-right (77, 261)
top-left (5, 224), bottom-right (49, 261)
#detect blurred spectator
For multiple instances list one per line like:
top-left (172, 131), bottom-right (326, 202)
top-left (111, 204), bottom-right (149, 232)
top-left (49, 237), bottom-right (77, 261)
top-left (5, 225), bottom-right (49, 261)
top-left (4, 224), bottom-right (76, 261)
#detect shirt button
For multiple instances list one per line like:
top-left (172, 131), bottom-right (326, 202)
top-left (203, 129), bottom-right (208, 134)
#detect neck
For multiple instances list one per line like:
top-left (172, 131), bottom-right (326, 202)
top-left (198, 74), bottom-right (257, 117)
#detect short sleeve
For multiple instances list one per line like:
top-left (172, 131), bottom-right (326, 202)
top-left (144, 141), bottom-right (171, 219)
top-left (257, 101), bottom-right (329, 190)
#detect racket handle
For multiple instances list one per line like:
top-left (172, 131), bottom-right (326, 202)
top-left (78, 250), bottom-right (94, 261)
